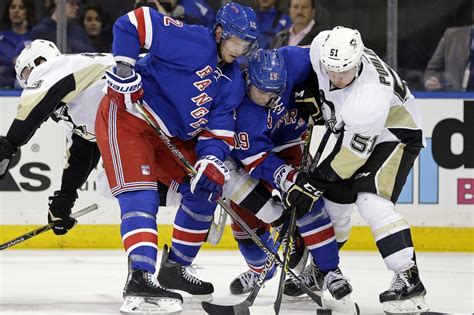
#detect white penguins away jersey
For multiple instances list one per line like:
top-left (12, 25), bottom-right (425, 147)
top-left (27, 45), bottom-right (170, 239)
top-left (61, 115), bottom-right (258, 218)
top-left (310, 32), bottom-right (425, 181)
top-left (9, 53), bottom-right (114, 146)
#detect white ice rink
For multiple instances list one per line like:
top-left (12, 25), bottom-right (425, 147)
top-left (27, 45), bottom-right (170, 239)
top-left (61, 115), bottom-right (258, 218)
top-left (1, 250), bottom-right (473, 315)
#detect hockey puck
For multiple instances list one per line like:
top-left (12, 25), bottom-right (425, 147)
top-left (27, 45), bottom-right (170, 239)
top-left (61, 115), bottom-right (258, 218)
top-left (316, 309), bottom-right (332, 315)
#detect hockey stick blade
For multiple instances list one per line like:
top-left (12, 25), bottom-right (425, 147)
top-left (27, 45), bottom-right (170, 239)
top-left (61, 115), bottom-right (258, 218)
top-left (201, 300), bottom-right (251, 315)
top-left (0, 203), bottom-right (99, 250)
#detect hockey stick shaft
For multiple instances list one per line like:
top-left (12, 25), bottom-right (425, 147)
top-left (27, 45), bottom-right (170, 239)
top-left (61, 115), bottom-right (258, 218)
top-left (134, 102), bottom-right (324, 306)
top-left (309, 126), bottom-right (332, 174)
top-left (273, 209), bottom-right (297, 314)
top-left (0, 203), bottom-right (99, 250)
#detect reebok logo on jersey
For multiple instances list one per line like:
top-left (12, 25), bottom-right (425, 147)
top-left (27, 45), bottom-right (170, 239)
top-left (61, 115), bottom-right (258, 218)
top-left (355, 172), bottom-right (371, 179)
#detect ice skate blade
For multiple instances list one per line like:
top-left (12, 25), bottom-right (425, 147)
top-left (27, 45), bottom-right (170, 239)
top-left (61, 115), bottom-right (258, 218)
top-left (383, 295), bottom-right (429, 314)
top-left (183, 293), bottom-right (213, 302)
top-left (120, 296), bottom-right (182, 314)
top-left (282, 290), bottom-right (323, 301)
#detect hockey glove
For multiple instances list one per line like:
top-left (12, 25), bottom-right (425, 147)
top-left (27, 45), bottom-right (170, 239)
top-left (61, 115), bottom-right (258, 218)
top-left (190, 155), bottom-right (230, 202)
top-left (0, 136), bottom-right (17, 179)
top-left (284, 173), bottom-right (323, 217)
top-left (0, 136), bottom-right (17, 160)
top-left (48, 191), bottom-right (78, 235)
top-left (105, 66), bottom-right (144, 110)
top-left (293, 89), bottom-right (324, 126)
top-left (274, 164), bottom-right (323, 218)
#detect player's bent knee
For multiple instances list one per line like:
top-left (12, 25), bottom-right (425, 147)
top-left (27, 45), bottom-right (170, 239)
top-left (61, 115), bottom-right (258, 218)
top-left (356, 192), bottom-right (402, 230)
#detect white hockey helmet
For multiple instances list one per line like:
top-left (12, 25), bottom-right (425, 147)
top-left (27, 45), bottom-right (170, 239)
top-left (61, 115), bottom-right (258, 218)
top-left (320, 26), bottom-right (364, 73)
top-left (15, 39), bottom-right (61, 87)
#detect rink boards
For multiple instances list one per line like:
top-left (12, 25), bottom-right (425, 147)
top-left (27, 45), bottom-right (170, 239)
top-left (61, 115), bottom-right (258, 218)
top-left (0, 92), bottom-right (473, 251)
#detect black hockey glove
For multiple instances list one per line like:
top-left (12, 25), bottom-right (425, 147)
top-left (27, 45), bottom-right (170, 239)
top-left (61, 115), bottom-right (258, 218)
top-left (292, 75), bottom-right (324, 126)
top-left (48, 191), bottom-right (78, 235)
top-left (0, 136), bottom-right (17, 160)
top-left (283, 172), bottom-right (324, 218)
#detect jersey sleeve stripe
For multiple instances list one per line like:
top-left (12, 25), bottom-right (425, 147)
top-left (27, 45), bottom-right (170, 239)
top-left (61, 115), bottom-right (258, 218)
top-left (198, 130), bottom-right (235, 148)
top-left (272, 138), bottom-right (305, 153)
top-left (132, 7), bottom-right (146, 48)
top-left (242, 152), bottom-right (269, 174)
top-left (142, 6), bottom-right (153, 49)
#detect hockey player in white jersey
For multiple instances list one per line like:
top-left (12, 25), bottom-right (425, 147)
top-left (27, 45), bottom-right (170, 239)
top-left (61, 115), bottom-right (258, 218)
top-left (281, 27), bottom-right (429, 313)
top-left (0, 39), bottom-right (114, 235)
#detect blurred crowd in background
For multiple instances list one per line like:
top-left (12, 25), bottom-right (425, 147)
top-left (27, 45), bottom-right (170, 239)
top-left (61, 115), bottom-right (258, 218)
top-left (0, 0), bottom-right (472, 91)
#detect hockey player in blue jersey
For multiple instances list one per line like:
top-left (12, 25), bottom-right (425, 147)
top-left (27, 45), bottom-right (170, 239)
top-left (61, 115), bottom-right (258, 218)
top-left (224, 48), bottom-right (353, 300)
top-left (94, 3), bottom-right (258, 314)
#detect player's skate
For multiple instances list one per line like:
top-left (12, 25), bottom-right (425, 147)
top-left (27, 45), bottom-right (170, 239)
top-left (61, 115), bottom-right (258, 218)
top-left (379, 264), bottom-right (429, 314)
top-left (229, 266), bottom-right (277, 295)
top-left (120, 268), bottom-right (183, 315)
top-left (283, 261), bottom-right (324, 297)
top-left (323, 267), bottom-right (353, 300)
top-left (157, 245), bottom-right (214, 301)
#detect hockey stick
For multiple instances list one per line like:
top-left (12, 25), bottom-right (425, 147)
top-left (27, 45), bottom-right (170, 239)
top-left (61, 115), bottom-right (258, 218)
top-left (207, 199), bottom-right (228, 245)
top-left (0, 203), bottom-right (99, 250)
top-left (133, 102), bottom-right (324, 307)
top-left (273, 209), bottom-right (297, 314)
top-left (274, 123), bottom-right (315, 314)
top-left (202, 213), bottom-right (292, 315)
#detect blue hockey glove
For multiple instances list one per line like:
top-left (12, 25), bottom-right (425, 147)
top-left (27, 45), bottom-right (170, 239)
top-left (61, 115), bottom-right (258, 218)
top-left (190, 155), bottom-right (230, 202)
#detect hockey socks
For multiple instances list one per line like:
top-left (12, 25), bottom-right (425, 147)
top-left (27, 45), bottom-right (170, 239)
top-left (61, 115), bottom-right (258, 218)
top-left (297, 206), bottom-right (339, 272)
top-left (118, 190), bottom-right (159, 273)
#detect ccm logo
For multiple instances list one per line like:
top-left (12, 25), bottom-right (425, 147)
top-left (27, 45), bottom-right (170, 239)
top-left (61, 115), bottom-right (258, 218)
top-left (303, 183), bottom-right (322, 196)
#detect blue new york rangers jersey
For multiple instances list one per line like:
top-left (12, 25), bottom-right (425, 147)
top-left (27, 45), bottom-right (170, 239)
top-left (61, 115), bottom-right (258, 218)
top-left (112, 6), bottom-right (244, 160)
top-left (233, 46), bottom-right (311, 187)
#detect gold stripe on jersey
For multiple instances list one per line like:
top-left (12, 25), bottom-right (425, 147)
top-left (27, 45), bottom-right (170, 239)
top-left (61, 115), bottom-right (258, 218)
top-left (385, 105), bottom-right (417, 129)
top-left (61, 64), bottom-right (110, 104)
top-left (330, 146), bottom-right (367, 179)
top-left (16, 90), bottom-right (49, 121)
top-left (230, 176), bottom-right (259, 203)
top-left (372, 218), bottom-right (409, 240)
top-left (375, 143), bottom-right (406, 199)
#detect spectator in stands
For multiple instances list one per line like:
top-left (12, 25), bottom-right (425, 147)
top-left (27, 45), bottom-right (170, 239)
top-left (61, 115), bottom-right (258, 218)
top-left (424, 25), bottom-right (474, 91)
top-left (29, 0), bottom-right (97, 53)
top-left (157, 0), bottom-right (215, 28)
top-left (270, 0), bottom-right (319, 49)
top-left (256, 0), bottom-right (291, 49)
top-left (80, 4), bottom-right (111, 52)
top-left (0, 0), bottom-right (35, 89)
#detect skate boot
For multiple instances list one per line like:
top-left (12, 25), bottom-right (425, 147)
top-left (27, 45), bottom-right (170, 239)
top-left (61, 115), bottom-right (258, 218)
top-left (283, 261), bottom-right (324, 297)
top-left (157, 245), bottom-right (214, 300)
top-left (323, 267), bottom-right (353, 300)
top-left (379, 264), bottom-right (429, 314)
top-left (288, 229), bottom-right (309, 273)
top-left (229, 266), bottom-right (277, 295)
top-left (120, 268), bottom-right (183, 315)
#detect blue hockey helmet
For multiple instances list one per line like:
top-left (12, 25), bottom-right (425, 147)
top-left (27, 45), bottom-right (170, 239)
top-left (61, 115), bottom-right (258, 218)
top-left (248, 49), bottom-right (287, 96)
top-left (214, 3), bottom-right (259, 44)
